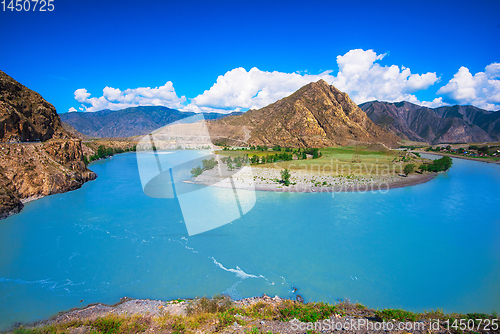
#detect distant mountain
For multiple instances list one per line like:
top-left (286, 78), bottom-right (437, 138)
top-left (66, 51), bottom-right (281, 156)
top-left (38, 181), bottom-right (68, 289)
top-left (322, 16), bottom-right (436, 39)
top-left (60, 106), bottom-right (243, 138)
top-left (209, 80), bottom-right (399, 148)
top-left (359, 101), bottom-right (500, 144)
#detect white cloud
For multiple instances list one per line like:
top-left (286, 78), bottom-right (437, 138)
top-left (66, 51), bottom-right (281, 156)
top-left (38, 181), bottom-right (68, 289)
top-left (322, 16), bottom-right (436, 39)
top-left (330, 49), bottom-right (439, 104)
top-left (185, 67), bottom-right (332, 112)
top-left (185, 49), bottom-right (441, 113)
top-left (73, 82), bottom-right (186, 112)
top-left (71, 49), bottom-right (500, 114)
top-left (336, 49), bottom-right (385, 77)
top-left (437, 63), bottom-right (500, 110)
top-left (68, 107), bottom-right (77, 113)
top-left (74, 88), bottom-right (90, 103)
top-left (419, 97), bottom-right (447, 109)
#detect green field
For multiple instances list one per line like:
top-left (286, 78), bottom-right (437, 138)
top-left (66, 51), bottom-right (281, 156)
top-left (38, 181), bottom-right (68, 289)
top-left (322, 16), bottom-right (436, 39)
top-left (216, 146), bottom-right (428, 176)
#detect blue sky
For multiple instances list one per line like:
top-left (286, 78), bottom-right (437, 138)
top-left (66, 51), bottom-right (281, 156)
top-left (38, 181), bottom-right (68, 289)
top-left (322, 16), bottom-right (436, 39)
top-left (1, 0), bottom-right (499, 113)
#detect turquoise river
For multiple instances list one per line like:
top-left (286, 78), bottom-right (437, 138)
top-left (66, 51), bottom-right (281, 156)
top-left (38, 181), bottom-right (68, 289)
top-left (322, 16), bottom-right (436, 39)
top-left (0, 152), bottom-right (499, 329)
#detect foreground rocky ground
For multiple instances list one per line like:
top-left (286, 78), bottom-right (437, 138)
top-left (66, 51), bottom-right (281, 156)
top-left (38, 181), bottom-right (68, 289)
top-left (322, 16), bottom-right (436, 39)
top-left (7, 295), bottom-right (499, 334)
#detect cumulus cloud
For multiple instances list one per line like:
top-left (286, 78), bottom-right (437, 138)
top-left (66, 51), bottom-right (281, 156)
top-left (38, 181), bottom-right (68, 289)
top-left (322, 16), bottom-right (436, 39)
top-left (71, 49), bottom-right (500, 114)
top-left (185, 49), bottom-right (441, 113)
top-left (68, 107), bottom-right (77, 113)
top-left (74, 88), bottom-right (90, 103)
top-left (185, 67), bottom-right (333, 112)
top-left (437, 63), bottom-right (500, 110)
top-left (330, 49), bottom-right (439, 103)
top-left (73, 82), bottom-right (186, 112)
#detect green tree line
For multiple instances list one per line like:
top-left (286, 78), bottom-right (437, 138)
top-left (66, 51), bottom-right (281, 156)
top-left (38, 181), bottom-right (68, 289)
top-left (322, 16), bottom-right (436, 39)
top-left (84, 145), bottom-right (136, 165)
top-left (191, 157), bottom-right (218, 177)
top-left (419, 156), bottom-right (453, 172)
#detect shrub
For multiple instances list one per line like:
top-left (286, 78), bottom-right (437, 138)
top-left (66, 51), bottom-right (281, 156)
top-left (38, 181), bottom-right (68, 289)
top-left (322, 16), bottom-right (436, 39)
top-left (216, 311), bottom-right (237, 329)
top-left (375, 309), bottom-right (418, 322)
top-left (279, 301), bottom-right (336, 323)
top-left (187, 295), bottom-right (232, 315)
top-left (92, 316), bottom-right (123, 333)
top-left (403, 163), bottom-right (415, 176)
top-left (280, 169), bottom-right (291, 186)
top-left (245, 301), bottom-right (277, 319)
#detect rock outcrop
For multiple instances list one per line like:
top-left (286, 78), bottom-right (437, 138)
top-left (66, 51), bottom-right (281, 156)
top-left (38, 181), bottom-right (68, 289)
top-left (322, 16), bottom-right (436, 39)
top-left (0, 140), bottom-right (97, 219)
top-left (0, 70), bottom-right (97, 219)
top-left (209, 80), bottom-right (399, 148)
top-left (0, 70), bottom-right (69, 142)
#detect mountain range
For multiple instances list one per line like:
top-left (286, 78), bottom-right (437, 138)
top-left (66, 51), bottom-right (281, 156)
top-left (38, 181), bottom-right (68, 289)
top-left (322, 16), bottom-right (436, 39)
top-left (61, 83), bottom-right (500, 146)
top-left (60, 107), bottom-right (243, 138)
top-left (360, 101), bottom-right (500, 144)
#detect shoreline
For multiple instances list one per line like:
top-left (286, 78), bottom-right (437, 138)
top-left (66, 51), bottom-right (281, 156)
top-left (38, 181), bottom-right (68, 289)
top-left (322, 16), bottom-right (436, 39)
top-left (419, 150), bottom-right (500, 164)
top-left (187, 166), bottom-right (438, 194)
top-left (8, 295), bottom-right (498, 334)
top-left (4, 153), bottom-right (124, 216)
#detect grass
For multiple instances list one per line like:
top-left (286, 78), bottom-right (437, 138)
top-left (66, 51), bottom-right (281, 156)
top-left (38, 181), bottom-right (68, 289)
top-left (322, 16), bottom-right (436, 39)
top-left (12, 314), bottom-right (153, 334)
top-left (11, 296), bottom-right (499, 334)
top-left (278, 300), bottom-right (337, 322)
top-left (375, 309), bottom-right (419, 322)
top-left (186, 294), bottom-right (232, 315)
top-left (217, 145), bottom-right (429, 176)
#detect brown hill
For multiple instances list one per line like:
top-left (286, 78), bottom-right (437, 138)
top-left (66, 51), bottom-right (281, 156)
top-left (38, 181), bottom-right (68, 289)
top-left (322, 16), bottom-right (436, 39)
top-left (0, 70), bottom-right (70, 142)
top-left (0, 70), bottom-right (96, 219)
top-left (208, 80), bottom-right (399, 148)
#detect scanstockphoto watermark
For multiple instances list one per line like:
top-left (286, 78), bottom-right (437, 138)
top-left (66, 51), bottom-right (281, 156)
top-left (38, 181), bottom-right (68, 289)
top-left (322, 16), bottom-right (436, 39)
top-left (289, 318), bottom-right (431, 332)
top-left (135, 113), bottom-right (405, 236)
top-left (263, 159), bottom-right (399, 195)
top-left (284, 159), bottom-right (405, 176)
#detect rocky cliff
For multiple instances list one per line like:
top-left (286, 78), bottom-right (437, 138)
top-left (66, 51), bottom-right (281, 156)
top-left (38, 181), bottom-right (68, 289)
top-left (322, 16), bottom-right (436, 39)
top-left (209, 80), bottom-right (399, 148)
top-left (0, 70), bottom-right (69, 142)
top-left (0, 140), bottom-right (97, 219)
top-left (0, 70), bottom-right (97, 219)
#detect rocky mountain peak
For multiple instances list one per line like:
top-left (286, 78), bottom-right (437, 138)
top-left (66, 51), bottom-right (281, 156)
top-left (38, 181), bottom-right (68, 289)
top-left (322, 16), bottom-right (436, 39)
top-left (0, 70), bottom-right (70, 142)
top-left (211, 80), bottom-right (399, 147)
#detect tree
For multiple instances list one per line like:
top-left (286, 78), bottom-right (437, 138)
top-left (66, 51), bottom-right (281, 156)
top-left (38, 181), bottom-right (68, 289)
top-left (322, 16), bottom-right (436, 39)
top-left (404, 164), bottom-right (415, 176)
top-left (191, 166), bottom-right (203, 177)
top-left (202, 158), bottom-right (217, 170)
top-left (478, 146), bottom-right (489, 154)
top-left (280, 168), bottom-right (291, 186)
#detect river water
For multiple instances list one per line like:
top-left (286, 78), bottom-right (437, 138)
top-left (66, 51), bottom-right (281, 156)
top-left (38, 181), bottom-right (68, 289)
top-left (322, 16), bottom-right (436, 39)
top-left (0, 152), bottom-right (499, 328)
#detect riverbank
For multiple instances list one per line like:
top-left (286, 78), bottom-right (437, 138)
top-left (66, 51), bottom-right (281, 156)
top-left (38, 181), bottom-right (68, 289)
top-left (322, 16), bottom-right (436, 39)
top-left (0, 139), bottom-right (137, 220)
top-left (187, 165), bottom-right (437, 193)
top-left (0, 140), bottom-right (97, 220)
top-left (8, 295), bottom-right (498, 334)
top-left (419, 150), bottom-right (500, 164)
